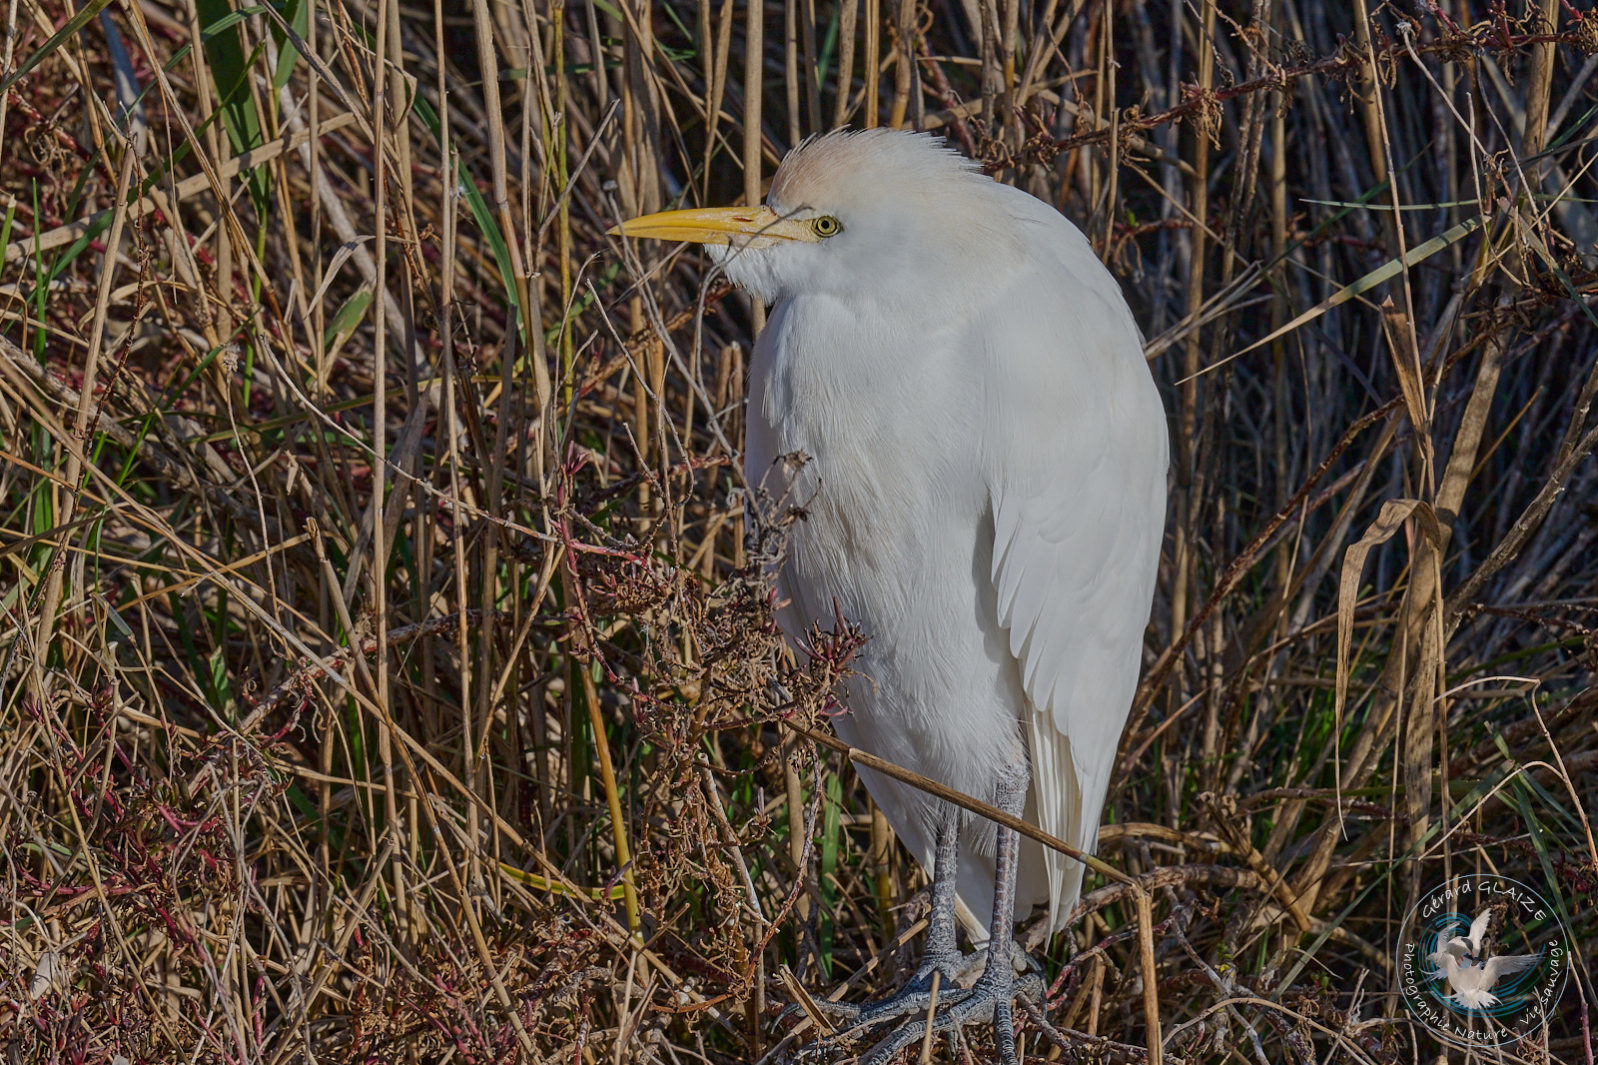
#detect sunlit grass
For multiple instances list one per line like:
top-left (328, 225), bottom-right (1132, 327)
top-left (0, 1), bottom-right (1594, 1063)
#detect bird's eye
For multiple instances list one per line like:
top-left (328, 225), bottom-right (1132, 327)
top-left (811, 215), bottom-right (842, 238)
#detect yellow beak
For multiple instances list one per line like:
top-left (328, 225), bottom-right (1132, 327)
top-left (609, 205), bottom-right (818, 247)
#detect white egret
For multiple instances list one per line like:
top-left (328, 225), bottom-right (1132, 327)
top-left (616, 129), bottom-right (1167, 1062)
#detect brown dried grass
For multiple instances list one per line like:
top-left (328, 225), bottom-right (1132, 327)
top-left (0, 1), bottom-right (1595, 1063)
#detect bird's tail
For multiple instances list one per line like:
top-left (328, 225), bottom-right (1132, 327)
top-left (1452, 988), bottom-right (1500, 1010)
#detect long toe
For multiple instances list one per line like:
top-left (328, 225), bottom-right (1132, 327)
top-left (992, 996), bottom-right (1018, 1065)
top-left (856, 1013), bottom-right (939, 1065)
top-left (787, 981), bottom-right (941, 1029)
top-left (792, 948), bottom-right (979, 1032)
top-left (869, 981), bottom-right (978, 1027)
top-left (843, 963), bottom-right (1043, 1065)
top-left (852, 983), bottom-right (996, 1065)
top-left (828, 983), bottom-right (975, 1041)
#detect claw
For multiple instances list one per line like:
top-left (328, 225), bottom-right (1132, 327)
top-left (848, 959), bottom-right (1044, 1065)
top-left (835, 986), bottom-right (975, 1042)
top-left (795, 946), bottom-right (1046, 1065)
top-left (785, 783), bottom-right (1049, 1063)
top-left (789, 948), bottom-right (978, 1030)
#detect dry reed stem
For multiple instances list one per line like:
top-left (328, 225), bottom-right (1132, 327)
top-left (1, 3), bottom-right (1595, 1064)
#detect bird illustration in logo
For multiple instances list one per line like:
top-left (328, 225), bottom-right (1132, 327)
top-left (1428, 907), bottom-right (1541, 1009)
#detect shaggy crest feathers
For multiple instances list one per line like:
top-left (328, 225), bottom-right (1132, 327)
top-left (767, 128), bottom-right (992, 216)
top-left (714, 128), bottom-right (1025, 305)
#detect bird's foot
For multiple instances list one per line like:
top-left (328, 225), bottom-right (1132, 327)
top-left (799, 948), bottom-right (980, 1030)
top-left (804, 948), bottom-right (1045, 1065)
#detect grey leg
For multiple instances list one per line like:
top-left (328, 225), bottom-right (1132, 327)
top-left (981, 773), bottom-right (1026, 1063)
top-left (806, 807), bottom-right (975, 1030)
top-left (919, 808), bottom-right (965, 978)
top-left (849, 769), bottom-right (1044, 1065)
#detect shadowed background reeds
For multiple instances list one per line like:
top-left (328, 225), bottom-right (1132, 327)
top-left (0, 0), bottom-right (1595, 1061)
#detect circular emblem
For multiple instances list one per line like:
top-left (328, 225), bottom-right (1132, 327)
top-left (1397, 873), bottom-right (1570, 1047)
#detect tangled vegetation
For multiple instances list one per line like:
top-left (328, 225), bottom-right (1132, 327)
top-left (0, 0), bottom-right (1594, 1062)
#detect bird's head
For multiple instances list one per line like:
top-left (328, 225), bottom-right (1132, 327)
top-left (612, 129), bottom-right (1022, 305)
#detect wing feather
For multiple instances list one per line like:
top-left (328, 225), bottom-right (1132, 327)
top-left (1483, 953), bottom-right (1541, 982)
top-left (977, 208), bottom-right (1167, 934)
top-left (1468, 908), bottom-right (1493, 952)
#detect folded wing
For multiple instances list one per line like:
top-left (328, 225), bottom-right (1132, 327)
top-left (978, 219), bottom-right (1168, 933)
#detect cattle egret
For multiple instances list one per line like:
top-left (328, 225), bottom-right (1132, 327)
top-left (615, 129), bottom-right (1167, 1062)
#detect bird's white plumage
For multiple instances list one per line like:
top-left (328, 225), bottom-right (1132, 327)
top-left (1456, 908), bottom-right (1494, 956)
top-left (718, 129), bottom-right (1166, 939)
top-left (981, 215), bottom-right (1168, 933)
top-left (1429, 936), bottom-right (1541, 1010)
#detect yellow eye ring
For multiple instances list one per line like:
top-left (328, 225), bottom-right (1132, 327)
top-left (811, 215), bottom-right (842, 238)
